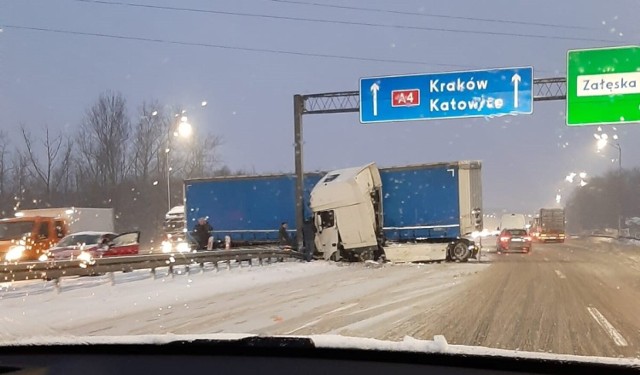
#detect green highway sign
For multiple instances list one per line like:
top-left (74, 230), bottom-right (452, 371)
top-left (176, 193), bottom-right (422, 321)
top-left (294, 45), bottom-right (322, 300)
top-left (566, 45), bottom-right (640, 126)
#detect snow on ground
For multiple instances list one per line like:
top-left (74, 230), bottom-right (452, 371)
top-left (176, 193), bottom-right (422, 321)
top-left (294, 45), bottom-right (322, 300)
top-left (0, 261), bottom-right (338, 340)
top-left (0, 258), bottom-right (487, 339)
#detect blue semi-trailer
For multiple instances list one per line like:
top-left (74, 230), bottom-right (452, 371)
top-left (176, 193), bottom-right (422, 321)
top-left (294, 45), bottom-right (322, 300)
top-left (183, 161), bottom-right (483, 256)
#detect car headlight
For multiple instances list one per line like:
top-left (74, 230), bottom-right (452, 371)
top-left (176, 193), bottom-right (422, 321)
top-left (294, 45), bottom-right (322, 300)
top-left (5, 245), bottom-right (26, 261)
top-left (38, 254), bottom-right (50, 262)
top-left (176, 241), bottom-right (190, 253)
top-left (161, 241), bottom-right (173, 253)
top-left (77, 251), bottom-right (94, 264)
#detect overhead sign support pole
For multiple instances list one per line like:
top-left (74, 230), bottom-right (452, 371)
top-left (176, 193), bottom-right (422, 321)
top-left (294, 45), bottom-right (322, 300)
top-left (293, 94), bottom-right (305, 252)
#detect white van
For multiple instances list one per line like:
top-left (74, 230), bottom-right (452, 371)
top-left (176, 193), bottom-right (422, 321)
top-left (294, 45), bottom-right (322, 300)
top-left (499, 213), bottom-right (527, 230)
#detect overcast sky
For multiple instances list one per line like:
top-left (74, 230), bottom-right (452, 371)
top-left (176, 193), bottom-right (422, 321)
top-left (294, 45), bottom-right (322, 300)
top-left (2, 0), bottom-right (639, 213)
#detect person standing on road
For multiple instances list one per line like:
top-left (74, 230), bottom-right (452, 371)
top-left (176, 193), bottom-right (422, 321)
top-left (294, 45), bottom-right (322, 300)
top-left (279, 222), bottom-right (292, 249)
top-left (193, 217), bottom-right (214, 250)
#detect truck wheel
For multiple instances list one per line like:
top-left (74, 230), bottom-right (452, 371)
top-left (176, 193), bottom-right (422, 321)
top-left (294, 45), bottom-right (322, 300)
top-left (451, 241), bottom-right (470, 262)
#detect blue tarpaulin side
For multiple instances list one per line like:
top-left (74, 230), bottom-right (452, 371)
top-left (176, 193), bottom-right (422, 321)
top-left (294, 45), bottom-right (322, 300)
top-left (184, 164), bottom-right (462, 243)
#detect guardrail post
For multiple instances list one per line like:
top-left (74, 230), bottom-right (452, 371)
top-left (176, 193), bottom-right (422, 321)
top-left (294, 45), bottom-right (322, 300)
top-left (109, 272), bottom-right (115, 286)
top-left (169, 265), bottom-right (174, 277)
top-left (259, 256), bottom-right (263, 266)
top-left (54, 278), bottom-right (61, 294)
top-left (185, 265), bottom-right (190, 274)
top-left (199, 262), bottom-right (205, 273)
top-left (227, 260), bottom-right (231, 270)
top-left (151, 268), bottom-right (156, 279)
top-left (214, 261), bottom-right (219, 272)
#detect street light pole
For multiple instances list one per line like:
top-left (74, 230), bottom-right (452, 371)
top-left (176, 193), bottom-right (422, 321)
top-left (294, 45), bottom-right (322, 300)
top-left (595, 132), bottom-right (623, 237)
top-left (166, 135), bottom-right (172, 211)
top-left (613, 142), bottom-right (623, 237)
top-left (166, 115), bottom-right (193, 212)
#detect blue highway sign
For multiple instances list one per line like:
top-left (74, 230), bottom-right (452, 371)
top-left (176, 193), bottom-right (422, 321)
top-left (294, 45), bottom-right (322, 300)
top-left (359, 67), bottom-right (533, 124)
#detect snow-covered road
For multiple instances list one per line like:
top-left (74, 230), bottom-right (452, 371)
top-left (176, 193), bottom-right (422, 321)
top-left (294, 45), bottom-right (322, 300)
top-left (3, 239), bottom-right (640, 359)
top-left (0, 259), bottom-right (485, 340)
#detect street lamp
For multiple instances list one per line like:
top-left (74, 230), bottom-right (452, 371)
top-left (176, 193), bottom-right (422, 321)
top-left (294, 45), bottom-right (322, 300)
top-left (167, 116), bottom-right (193, 211)
top-left (594, 131), bottom-right (623, 236)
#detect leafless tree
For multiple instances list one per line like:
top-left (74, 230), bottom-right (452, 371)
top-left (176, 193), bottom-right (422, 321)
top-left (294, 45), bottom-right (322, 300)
top-left (19, 124), bottom-right (73, 202)
top-left (131, 101), bottom-right (167, 183)
top-left (0, 131), bottom-right (9, 200)
top-left (77, 91), bottom-right (131, 187)
top-left (566, 168), bottom-right (640, 233)
top-left (181, 132), bottom-right (223, 179)
top-left (8, 152), bottom-right (30, 212)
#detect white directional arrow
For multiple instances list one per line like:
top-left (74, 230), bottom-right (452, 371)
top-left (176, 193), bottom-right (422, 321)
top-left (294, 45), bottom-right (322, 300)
top-left (370, 82), bottom-right (380, 116)
top-left (511, 73), bottom-right (521, 109)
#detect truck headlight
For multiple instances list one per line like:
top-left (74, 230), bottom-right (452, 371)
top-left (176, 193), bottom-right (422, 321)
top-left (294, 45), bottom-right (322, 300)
top-left (176, 242), bottom-right (190, 253)
top-left (5, 245), bottom-right (26, 261)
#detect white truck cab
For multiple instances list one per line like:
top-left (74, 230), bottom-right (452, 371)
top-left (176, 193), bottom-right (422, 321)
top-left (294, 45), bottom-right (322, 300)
top-left (310, 163), bottom-right (383, 261)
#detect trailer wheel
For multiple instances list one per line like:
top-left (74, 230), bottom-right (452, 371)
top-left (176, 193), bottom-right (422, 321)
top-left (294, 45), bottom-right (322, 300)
top-left (451, 241), bottom-right (470, 262)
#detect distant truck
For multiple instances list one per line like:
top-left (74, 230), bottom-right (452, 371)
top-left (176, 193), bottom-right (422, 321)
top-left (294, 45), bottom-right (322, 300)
top-left (184, 160), bottom-right (483, 263)
top-left (164, 205), bottom-right (185, 239)
top-left (538, 208), bottom-right (566, 243)
top-left (0, 207), bottom-right (114, 262)
top-left (161, 205), bottom-right (198, 253)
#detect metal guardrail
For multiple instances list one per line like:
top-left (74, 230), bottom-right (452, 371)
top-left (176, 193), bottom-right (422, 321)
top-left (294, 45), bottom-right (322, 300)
top-left (0, 249), bottom-right (304, 283)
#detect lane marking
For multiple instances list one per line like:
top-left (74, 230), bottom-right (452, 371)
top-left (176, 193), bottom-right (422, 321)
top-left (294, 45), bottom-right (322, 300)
top-left (285, 318), bottom-right (322, 334)
top-left (554, 270), bottom-right (566, 279)
top-left (284, 302), bottom-right (359, 334)
top-left (325, 302), bottom-right (359, 315)
top-left (586, 307), bottom-right (628, 347)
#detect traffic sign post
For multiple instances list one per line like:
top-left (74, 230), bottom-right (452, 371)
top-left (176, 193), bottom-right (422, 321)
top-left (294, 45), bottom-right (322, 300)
top-left (359, 67), bottom-right (533, 124)
top-left (566, 46), bottom-right (640, 126)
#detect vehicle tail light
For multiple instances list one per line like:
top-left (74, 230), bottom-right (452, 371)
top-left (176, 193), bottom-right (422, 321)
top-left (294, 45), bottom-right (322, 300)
top-left (500, 236), bottom-right (510, 242)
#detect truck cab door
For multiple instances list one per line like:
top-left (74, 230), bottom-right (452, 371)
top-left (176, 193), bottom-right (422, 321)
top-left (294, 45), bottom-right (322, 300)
top-left (314, 210), bottom-right (339, 261)
top-left (33, 220), bottom-right (53, 259)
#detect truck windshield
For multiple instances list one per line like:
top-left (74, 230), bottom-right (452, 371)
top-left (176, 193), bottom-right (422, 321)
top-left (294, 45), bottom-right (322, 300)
top-left (0, 221), bottom-right (35, 241)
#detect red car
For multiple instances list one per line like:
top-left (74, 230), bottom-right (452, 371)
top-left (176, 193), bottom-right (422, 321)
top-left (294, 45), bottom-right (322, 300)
top-left (42, 231), bottom-right (140, 262)
top-left (496, 229), bottom-right (532, 253)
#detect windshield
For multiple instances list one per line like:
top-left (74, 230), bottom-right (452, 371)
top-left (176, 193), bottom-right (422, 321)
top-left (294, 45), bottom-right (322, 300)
top-left (56, 234), bottom-right (102, 247)
top-left (0, 222), bottom-right (34, 241)
top-left (2, 0), bottom-right (640, 365)
top-left (506, 229), bottom-right (527, 236)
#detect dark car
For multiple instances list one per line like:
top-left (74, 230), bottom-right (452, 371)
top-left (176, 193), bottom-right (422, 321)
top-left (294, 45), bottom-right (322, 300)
top-left (496, 229), bottom-right (532, 253)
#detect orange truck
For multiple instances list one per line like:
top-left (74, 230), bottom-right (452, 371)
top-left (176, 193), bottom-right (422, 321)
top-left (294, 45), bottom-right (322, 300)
top-left (0, 208), bottom-right (114, 262)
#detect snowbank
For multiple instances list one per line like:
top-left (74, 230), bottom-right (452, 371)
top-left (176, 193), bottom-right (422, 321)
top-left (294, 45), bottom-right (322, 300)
top-left (0, 261), bottom-right (338, 339)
